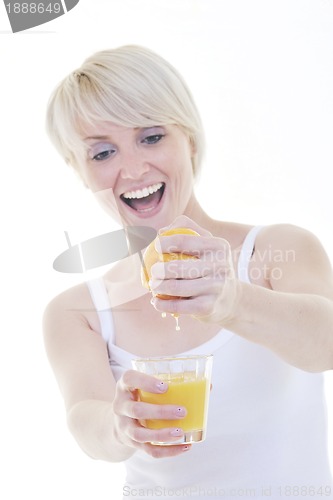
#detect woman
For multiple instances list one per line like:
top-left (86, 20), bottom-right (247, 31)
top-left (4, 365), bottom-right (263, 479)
top-left (44, 45), bottom-right (333, 498)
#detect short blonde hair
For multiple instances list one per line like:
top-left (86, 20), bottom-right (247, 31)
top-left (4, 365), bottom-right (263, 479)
top-left (46, 45), bottom-right (205, 176)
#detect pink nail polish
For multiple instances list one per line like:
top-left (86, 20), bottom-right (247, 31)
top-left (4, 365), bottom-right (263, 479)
top-left (175, 407), bottom-right (186, 417)
top-left (170, 428), bottom-right (182, 437)
top-left (156, 381), bottom-right (167, 392)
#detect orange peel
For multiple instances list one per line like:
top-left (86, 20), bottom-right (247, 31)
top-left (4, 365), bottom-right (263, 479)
top-left (141, 227), bottom-right (199, 300)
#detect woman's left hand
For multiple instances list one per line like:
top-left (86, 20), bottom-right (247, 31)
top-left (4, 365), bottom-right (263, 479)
top-left (149, 216), bottom-right (241, 326)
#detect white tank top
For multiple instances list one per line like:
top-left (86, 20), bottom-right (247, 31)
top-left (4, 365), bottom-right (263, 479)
top-left (87, 226), bottom-right (333, 499)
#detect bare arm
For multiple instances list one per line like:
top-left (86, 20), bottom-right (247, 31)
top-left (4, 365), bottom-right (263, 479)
top-left (229, 284), bottom-right (333, 372)
top-left (43, 285), bottom-right (190, 462)
top-left (230, 224), bottom-right (333, 372)
top-left (43, 286), bottom-right (130, 461)
top-left (151, 221), bottom-right (333, 372)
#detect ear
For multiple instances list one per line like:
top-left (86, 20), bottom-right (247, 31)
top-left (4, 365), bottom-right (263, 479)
top-left (189, 135), bottom-right (197, 157)
top-left (188, 136), bottom-right (198, 177)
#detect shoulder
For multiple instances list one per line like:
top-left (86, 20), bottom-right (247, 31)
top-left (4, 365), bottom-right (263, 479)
top-left (43, 281), bottom-right (100, 341)
top-left (256, 223), bottom-right (328, 256)
top-left (43, 282), bottom-right (116, 410)
top-left (43, 282), bottom-right (91, 320)
top-left (254, 223), bottom-right (333, 295)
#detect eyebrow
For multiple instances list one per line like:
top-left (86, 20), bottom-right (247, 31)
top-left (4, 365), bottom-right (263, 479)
top-left (84, 135), bottom-right (111, 141)
top-left (83, 126), bottom-right (164, 142)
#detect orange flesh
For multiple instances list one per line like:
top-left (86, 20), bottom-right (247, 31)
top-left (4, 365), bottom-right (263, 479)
top-left (141, 227), bottom-right (199, 299)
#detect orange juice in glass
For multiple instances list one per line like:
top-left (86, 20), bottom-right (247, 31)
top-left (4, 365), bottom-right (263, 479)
top-left (132, 355), bottom-right (213, 445)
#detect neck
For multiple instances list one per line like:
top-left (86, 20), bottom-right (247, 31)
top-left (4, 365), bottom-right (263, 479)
top-left (183, 193), bottom-right (217, 232)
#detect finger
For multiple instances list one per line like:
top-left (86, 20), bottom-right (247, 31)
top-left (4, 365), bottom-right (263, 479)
top-left (150, 259), bottom-right (230, 281)
top-left (150, 277), bottom-right (207, 299)
top-left (150, 274), bottom-right (225, 300)
top-left (120, 370), bottom-right (169, 394)
top-left (118, 418), bottom-right (191, 458)
top-left (127, 424), bottom-right (185, 445)
top-left (122, 400), bottom-right (187, 421)
top-left (157, 234), bottom-right (230, 258)
top-left (142, 442), bottom-right (192, 459)
top-left (151, 294), bottom-right (216, 317)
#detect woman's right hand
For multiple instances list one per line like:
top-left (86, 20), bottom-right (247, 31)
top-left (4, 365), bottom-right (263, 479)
top-left (112, 370), bottom-right (191, 458)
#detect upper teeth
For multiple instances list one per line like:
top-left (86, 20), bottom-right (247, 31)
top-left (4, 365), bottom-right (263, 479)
top-left (122, 182), bottom-right (163, 200)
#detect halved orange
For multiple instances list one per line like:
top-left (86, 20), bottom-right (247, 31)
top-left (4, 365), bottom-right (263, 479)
top-left (141, 227), bottom-right (199, 300)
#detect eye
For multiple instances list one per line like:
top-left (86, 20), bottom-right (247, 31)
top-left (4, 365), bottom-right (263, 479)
top-left (142, 134), bottom-right (164, 145)
top-left (93, 150), bottom-right (114, 161)
top-left (89, 144), bottom-right (117, 162)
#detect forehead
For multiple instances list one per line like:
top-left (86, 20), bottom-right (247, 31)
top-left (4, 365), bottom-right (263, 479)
top-left (81, 122), bottom-right (135, 142)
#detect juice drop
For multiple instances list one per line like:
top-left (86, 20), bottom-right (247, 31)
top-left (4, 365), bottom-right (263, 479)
top-left (161, 312), bottom-right (180, 330)
top-left (173, 314), bottom-right (181, 331)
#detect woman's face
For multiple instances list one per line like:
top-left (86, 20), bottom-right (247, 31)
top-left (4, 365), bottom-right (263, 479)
top-left (79, 123), bottom-right (196, 229)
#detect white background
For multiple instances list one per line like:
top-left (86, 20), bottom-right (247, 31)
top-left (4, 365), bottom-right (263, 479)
top-left (1, 1), bottom-right (333, 498)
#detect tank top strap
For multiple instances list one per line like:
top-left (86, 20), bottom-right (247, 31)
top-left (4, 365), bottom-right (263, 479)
top-left (237, 225), bottom-right (265, 283)
top-left (86, 278), bottom-right (115, 345)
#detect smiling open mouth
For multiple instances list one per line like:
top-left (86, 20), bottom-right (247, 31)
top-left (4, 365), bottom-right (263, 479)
top-left (120, 182), bottom-right (165, 212)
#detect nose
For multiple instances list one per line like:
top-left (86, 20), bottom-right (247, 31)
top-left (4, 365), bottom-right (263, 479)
top-left (119, 148), bottom-right (150, 180)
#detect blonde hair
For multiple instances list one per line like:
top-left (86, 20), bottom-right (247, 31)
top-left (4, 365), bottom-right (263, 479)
top-left (46, 45), bottom-right (205, 176)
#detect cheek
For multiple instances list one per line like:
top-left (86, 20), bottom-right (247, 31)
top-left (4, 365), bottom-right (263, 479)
top-left (81, 164), bottom-right (117, 193)
top-left (180, 153), bottom-right (195, 183)
top-left (167, 145), bottom-right (193, 178)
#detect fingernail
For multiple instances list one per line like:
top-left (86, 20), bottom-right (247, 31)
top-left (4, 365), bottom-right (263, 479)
top-left (149, 281), bottom-right (159, 293)
top-left (156, 381), bottom-right (168, 392)
top-left (154, 238), bottom-right (163, 252)
top-left (170, 428), bottom-right (183, 437)
top-left (175, 407), bottom-right (186, 417)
